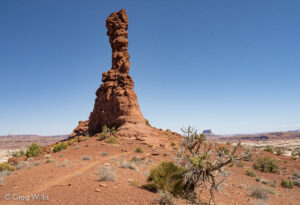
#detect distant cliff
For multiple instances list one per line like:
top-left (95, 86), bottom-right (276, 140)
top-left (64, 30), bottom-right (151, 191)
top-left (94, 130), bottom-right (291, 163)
top-left (0, 135), bottom-right (69, 149)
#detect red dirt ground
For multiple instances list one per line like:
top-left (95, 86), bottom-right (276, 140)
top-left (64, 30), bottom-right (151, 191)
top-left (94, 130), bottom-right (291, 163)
top-left (0, 135), bottom-right (299, 205)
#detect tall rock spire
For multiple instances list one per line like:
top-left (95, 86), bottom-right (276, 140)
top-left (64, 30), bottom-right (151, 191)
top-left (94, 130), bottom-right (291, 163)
top-left (88, 9), bottom-right (145, 135)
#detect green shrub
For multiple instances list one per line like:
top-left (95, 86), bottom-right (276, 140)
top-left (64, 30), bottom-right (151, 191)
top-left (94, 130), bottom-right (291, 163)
top-left (97, 125), bottom-right (116, 140)
top-left (105, 136), bottom-right (117, 144)
top-left (281, 179), bottom-right (294, 188)
top-left (11, 150), bottom-right (25, 158)
top-left (246, 168), bottom-right (256, 177)
top-left (26, 143), bottom-right (41, 157)
top-left (291, 156), bottom-right (297, 160)
top-left (146, 161), bottom-right (185, 196)
top-left (0, 163), bottom-right (15, 171)
top-left (253, 157), bottom-right (279, 174)
top-left (52, 143), bottom-right (68, 153)
top-left (275, 148), bottom-right (284, 156)
top-left (170, 142), bottom-right (176, 147)
top-left (145, 119), bottom-right (151, 126)
top-left (264, 146), bottom-right (273, 154)
top-left (68, 139), bottom-right (77, 146)
top-left (135, 147), bottom-right (143, 153)
top-left (217, 147), bottom-right (230, 155)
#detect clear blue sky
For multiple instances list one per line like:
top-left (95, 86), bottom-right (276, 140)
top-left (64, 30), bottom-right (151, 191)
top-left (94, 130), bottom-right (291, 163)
top-left (1, 0), bottom-right (299, 135)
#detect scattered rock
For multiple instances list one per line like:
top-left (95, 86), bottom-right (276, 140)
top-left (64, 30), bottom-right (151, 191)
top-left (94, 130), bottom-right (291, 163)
top-left (99, 183), bottom-right (107, 187)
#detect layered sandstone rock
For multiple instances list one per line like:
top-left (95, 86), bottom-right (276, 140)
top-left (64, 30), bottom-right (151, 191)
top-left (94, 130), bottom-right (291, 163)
top-left (70, 120), bottom-right (89, 138)
top-left (88, 9), bottom-right (146, 135)
top-left (70, 9), bottom-right (174, 143)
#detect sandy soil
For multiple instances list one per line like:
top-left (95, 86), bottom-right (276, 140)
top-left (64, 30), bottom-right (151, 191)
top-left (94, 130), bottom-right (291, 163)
top-left (0, 136), bottom-right (299, 205)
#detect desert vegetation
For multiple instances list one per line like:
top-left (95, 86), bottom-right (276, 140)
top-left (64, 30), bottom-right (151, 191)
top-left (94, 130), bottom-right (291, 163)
top-left (250, 185), bottom-right (275, 200)
top-left (26, 143), bottom-right (41, 157)
top-left (0, 163), bottom-right (15, 171)
top-left (135, 147), bottom-right (143, 153)
top-left (146, 161), bottom-right (185, 196)
top-left (98, 165), bottom-right (116, 181)
top-left (178, 127), bottom-right (251, 204)
top-left (97, 125), bottom-right (116, 141)
top-left (280, 179), bottom-right (294, 188)
top-left (253, 157), bottom-right (279, 174)
top-left (52, 142), bottom-right (68, 153)
top-left (246, 168), bottom-right (256, 177)
top-left (9, 150), bottom-right (25, 158)
top-left (144, 126), bottom-right (251, 204)
top-left (263, 146), bottom-right (274, 154)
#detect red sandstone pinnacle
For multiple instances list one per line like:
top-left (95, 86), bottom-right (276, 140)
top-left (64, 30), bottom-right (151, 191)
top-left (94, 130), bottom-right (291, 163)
top-left (88, 9), bottom-right (146, 135)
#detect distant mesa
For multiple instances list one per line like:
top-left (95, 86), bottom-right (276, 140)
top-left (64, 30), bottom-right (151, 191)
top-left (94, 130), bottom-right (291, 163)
top-left (202, 129), bottom-right (214, 135)
top-left (289, 129), bottom-right (300, 133)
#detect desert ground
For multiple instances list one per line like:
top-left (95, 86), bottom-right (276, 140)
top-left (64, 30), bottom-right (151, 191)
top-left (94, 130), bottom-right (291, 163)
top-left (0, 134), bottom-right (299, 205)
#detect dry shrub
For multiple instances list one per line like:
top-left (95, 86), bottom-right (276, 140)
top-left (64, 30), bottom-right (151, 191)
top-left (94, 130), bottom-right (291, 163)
top-left (81, 156), bottom-right (91, 160)
top-left (246, 168), bottom-right (256, 177)
top-left (179, 126), bottom-right (251, 204)
top-left (98, 166), bottom-right (116, 181)
top-left (16, 161), bottom-right (28, 170)
top-left (159, 191), bottom-right (175, 205)
top-left (250, 185), bottom-right (275, 200)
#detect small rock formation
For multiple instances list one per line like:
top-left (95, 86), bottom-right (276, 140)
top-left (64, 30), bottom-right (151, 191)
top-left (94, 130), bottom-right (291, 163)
top-left (88, 9), bottom-right (146, 135)
top-left (70, 120), bottom-right (89, 138)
